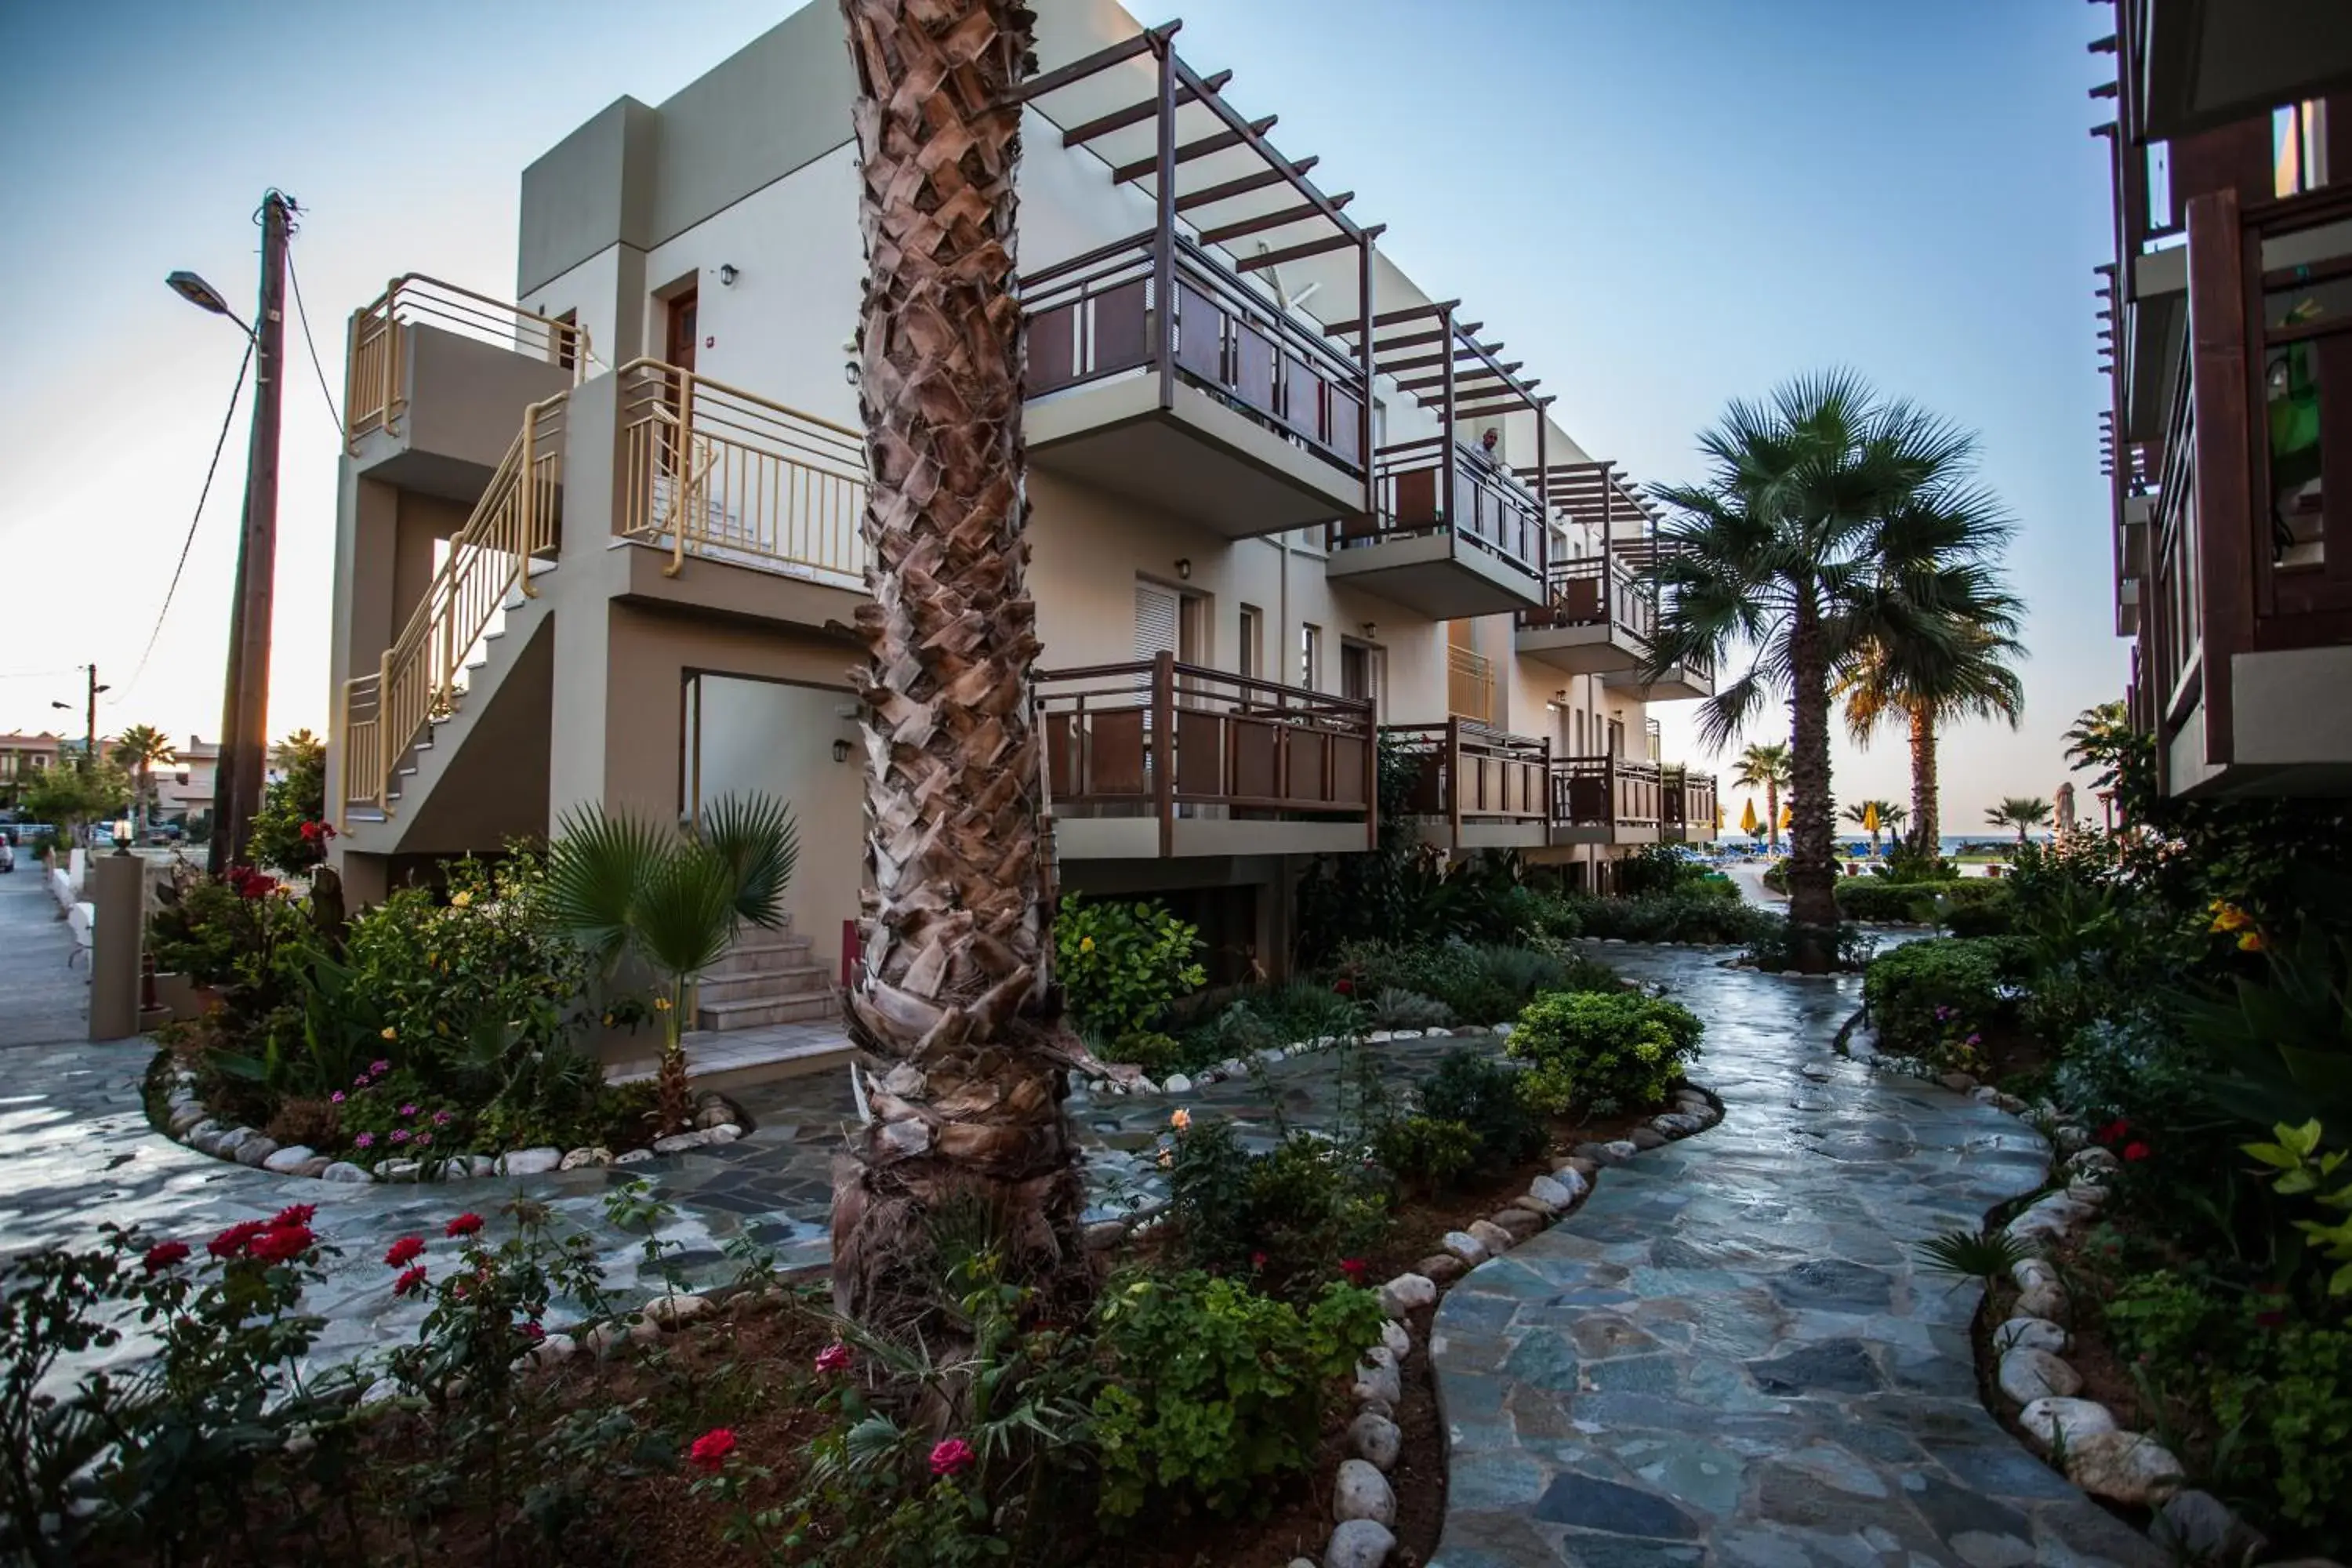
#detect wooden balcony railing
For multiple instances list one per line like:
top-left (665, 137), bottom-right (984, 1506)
top-left (1036, 654), bottom-right (1377, 858)
top-left (1383, 720), bottom-right (1550, 848)
top-left (1329, 437), bottom-right (1548, 577)
top-left (1022, 230), bottom-right (1370, 479)
top-left (617, 360), bottom-right (867, 586)
top-left (1518, 554), bottom-right (1657, 643)
top-left (1662, 766), bottom-right (1719, 837)
top-left (345, 275), bottom-right (589, 453)
top-left (1550, 755), bottom-right (1663, 831)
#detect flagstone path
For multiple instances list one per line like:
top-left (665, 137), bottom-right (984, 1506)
top-left (1428, 946), bottom-right (2160, 1567)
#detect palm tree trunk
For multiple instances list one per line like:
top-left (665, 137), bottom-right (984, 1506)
top-left (1784, 593), bottom-right (1839, 953)
top-left (1907, 703), bottom-right (1938, 853)
top-left (1765, 781), bottom-right (1780, 854)
top-left (831, 0), bottom-right (1088, 1332)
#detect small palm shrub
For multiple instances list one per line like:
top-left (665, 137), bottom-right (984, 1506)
top-left (1506, 991), bottom-right (1703, 1116)
top-left (1916, 1226), bottom-right (2031, 1291)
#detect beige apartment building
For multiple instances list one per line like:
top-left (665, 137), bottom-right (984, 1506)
top-left (323, 0), bottom-right (1716, 1029)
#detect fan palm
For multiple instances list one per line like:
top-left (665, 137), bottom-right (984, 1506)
top-left (1837, 584), bottom-right (2024, 854)
top-left (1647, 370), bottom-right (1999, 962)
top-left (1986, 796), bottom-right (2053, 848)
top-left (546, 793), bottom-right (797, 1134)
top-left (110, 724), bottom-right (176, 837)
top-left (1730, 743), bottom-right (1791, 851)
top-left (834, 0), bottom-right (1094, 1330)
top-left (1842, 799), bottom-right (1906, 852)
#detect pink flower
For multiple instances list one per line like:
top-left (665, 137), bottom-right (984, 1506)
top-left (331, 1091), bottom-right (347, 1105)
top-left (354, 1074), bottom-right (369, 1088)
top-left (390, 1129), bottom-right (410, 1145)
top-left (399, 1103), bottom-right (418, 1118)
top-left (354, 1132), bottom-right (376, 1149)
top-left (815, 1342), bottom-right (853, 1374)
top-left (416, 1133), bottom-right (432, 1146)
top-left (929, 1438), bottom-right (976, 1479)
top-left (432, 1109), bottom-right (452, 1126)
top-left (369, 1060), bottom-right (391, 1076)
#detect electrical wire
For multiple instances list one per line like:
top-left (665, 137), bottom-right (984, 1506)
top-left (122, 340), bottom-right (255, 699)
top-left (285, 243), bottom-right (342, 434)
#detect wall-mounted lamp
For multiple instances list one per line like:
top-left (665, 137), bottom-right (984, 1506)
top-left (1174, 557), bottom-right (1192, 581)
top-left (719, 263), bottom-right (739, 286)
top-left (841, 336), bottom-right (861, 388)
top-left (832, 738), bottom-right (853, 764)
top-left (1360, 622), bottom-right (1377, 641)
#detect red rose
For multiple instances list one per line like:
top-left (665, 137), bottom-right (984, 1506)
top-left (249, 1225), bottom-right (313, 1264)
top-left (142, 1240), bottom-right (191, 1273)
top-left (2096, 1118), bottom-right (2131, 1145)
top-left (1250, 1250), bottom-right (1268, 1270)
top-left (393, 1265), bottom-right (429, 1297)
top-left (270, 1203), bottom-right (316, 1230)
top-left (519, 1320), bottom-right (546, 1342)
top-left (383, 1236), bottom-right (425, 1269)
top-left (688, 1428), bottom-right (738, 1472)
top-left (1333, 979), bottom-right (1353, 996)
top-left (929, 1438), bottom-right (976, 1479)
top-left (1338, 1258), bottom-right (1368, 1283)
top-left (2122, 1142), bottom-right (2151, 1162)
top-left (445, 1213), bottom-right (484, 1239)
top-left (209, 1221), bottom-right (267, 1259)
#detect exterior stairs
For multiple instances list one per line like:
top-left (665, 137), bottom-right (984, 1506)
top-left (695, 921), bottom-right (837, 1031)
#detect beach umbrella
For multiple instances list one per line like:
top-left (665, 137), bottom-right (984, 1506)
top-left (1740, 797), bottom-right (1759, 837)
top-left (1862, 800), bottom-right (1879, 835)
top-left (1778, 804), bottom-right (1791, 830)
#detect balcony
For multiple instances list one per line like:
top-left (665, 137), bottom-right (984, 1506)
top-left (1036, 655), bottom-right (1377, 860)
top-left (1324, 438), bottom-right (1549, 617)
top-left (1515, 556), bottom-right (1655, 673)
top-left (2120, 0), bottom-right (2352, 142)
top-left (1384, 720), bottom-right (1551, 851)
top-left (345, 275), bottom-right (587, 495)
top-left (1548, 756), bottom-right (1663, 847)
top-left (1603, 644), bottom-right (1715, 702)
top-left (1661, 768), bottom-right (1719, 843)
top-left (2135, 183), bottom-right (2352, 797)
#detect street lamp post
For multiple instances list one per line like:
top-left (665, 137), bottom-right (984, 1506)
top-left (171, 191), bottom-right (292, 875)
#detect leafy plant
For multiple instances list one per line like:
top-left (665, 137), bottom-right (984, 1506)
top-left (1744, 918), bottom-right (1875, 973)
top-left (1540, 890), bottom-right (1779, 946)
top-left (1163, 1122), bottom-right (1388, 1300)
top-left (1334, 938), bottom-right (1609, 1025)
top-left (1417, 1048), bottom-right (1547, 1172)
top-left (1367, 987), bottom-right (1453, 1030)
top-left (1506, 990), bottom-right (1703, 1116)
top-left (1862, 936), bottom-right (2031, 1069)
top-left (1370, 1113), bottom-right (1480, 1196)
top-left (1054, 895), bottom-right (1206, 1040)
top-left (1091, 1272), bottom-right (1385, 1525)
top-left (1916, 1226), bottom-right (2031, 1292)
top-left (2185, 926), bottom-right (2352, 1138)
top-left (2244, 1120), bottom-right (2352, 1297)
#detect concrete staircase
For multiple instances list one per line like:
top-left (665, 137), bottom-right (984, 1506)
top-left (695, 922), bottom-right (837, 1032)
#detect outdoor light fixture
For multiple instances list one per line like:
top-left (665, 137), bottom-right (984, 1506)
top-left (832, 738), bottom-right (852, 764)
top-left (112, 818), bottom-right (134, 855)
top-left (1175, 557), bottom-right (1192, 580)
top-left (1361, 622), bottom-right (1377, 641)
top-left (719, 263), bottom-right (739, 286)
top-left (166, 270), bottom-right (252, 336)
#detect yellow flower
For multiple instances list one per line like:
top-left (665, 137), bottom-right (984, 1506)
top-left (450, 890), bottom-right (472, 909)
top-left (1170, 1108), bottom-right (1191, 1131)
top-left (654, 996), bottom-right (673, 1012)
top-left (380, 1026), bottom-right (397, 1041)
top-left (1080, 935), bottom-right (1095, 953)
top-left (602, 1013), bottom-right (615, 1028)
top-left (2238, 930), bottom-right (2265, 953)
top-left (2209, 902), bottom-right (2252, 933)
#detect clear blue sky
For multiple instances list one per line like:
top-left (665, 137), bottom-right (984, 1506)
top-left (0, 0), bottom-right (2117, 828)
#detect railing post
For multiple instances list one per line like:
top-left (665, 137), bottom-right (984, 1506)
top-left (1446, 716), bottom-right (1464, 853)
top-left (518, 403), bottom-right (541, 597)
top-left (1357, 233), bottom-right (1377, 517)
top-left (1152, 650), bottom-right (1175, 858)
top-left (1152, 45), bottom-right (1177, 415)
top-left (1539, 734), bottom-right (1552, 829)
top-left (1363, 695), bottom-right (1379, 851)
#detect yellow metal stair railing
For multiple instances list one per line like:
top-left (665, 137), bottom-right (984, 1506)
top-left (345, 275), bottom-right (591, 453)
top-left (339, 391), bottom-right (567, 823)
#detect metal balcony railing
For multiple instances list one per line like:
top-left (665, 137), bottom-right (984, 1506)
top-left (1446, 644), bottom-right (1495, 724)
top-left (345, 275), bottom-right (590, 452)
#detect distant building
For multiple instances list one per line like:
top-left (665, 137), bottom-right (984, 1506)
top-left (155, 735), bottom-right (221, 823)
top-left (0, 732), bottom-right (62, 808)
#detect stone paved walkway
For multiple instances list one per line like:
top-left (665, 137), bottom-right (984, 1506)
top-left (1428, 946), bottom-right (2159, 1567)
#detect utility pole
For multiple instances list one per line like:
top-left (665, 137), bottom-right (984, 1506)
top-left (82, 665), bottom-right (102, 774)
top-left (209, 191), bottom-right (291, 875)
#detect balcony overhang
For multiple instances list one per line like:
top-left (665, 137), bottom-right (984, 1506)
top-left (1545, 822), bottom-right (1659, 848)
top-left (1027, 372), bottom-right (1364, 539)
top-left (1323, 529), bottom-right (1544, 618)
top-left (2122, 252), bottom-right (2187, 445)
top-left (1051, 815), bottom-right (1371, 860)
top-left (1602, 659), bottom-right (1714, 702)
top-left (2129, 0), bottom-right (2352, 143)
top-left (1516, 619), bottom-right (1646, 675)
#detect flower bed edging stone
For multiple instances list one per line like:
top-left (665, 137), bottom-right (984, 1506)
top-left (154, 1062), bottom-right (749, 1185)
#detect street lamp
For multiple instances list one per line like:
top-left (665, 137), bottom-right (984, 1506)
top-left (166, 270), bottom-right (253, 336)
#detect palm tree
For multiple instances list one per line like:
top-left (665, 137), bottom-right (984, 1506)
top-left (1837, 590), bottom-right (2024, 855)
top-left (546, 793), bottom-right (797, 1134)
top-left (1730, 742), bottom-right (1791, 852)
top-left (1986, 796), bottom-right (2053, 849)
top-left (1842, 798), bottom-right (1906, 853)
top-left (833, 0), bottom-right (1092, 1327)
top-left (1647, 371), bottom-right (1994, 962)
top-left (110, 724), bottom-right (176, 837)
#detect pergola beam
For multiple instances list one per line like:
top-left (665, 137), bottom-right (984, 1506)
top-left (1058, 68), bottom-right (1232, 146)
top-left (1112, 115), bottom-right (1277, 184)
top-left (1198, 195), bottom-right (1351, 246)
top-left (1235, 226), bottom-right (1377, 272)
top-left (1016, 22), bottom-right (1178, 103)
top-left (1173, 159), bottom-right (1317, 211)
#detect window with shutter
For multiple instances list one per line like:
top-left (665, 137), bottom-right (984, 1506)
top-left (1134, 583), bottom-right (1181, 661)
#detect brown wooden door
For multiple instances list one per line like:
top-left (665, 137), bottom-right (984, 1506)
top-left (666, 290), bottom-right (699, 375)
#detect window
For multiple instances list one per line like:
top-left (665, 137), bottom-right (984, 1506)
top-left (1300, 623), bottom-right (1322, 691)
top-left (1136, 582), bottom-right (1181, 659)
top-left (1574, 709), bottom-right (1587, 754)
top-left (552, 308), bottom-right (579, 372)
top-left (1606, 717), bottom-right (1624, 758)
top-left (1339, 641), bottom-right (1383, 708)
top-left (1237, 605), bottom-right (1263, 679)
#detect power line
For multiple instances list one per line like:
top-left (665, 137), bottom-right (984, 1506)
top-left (122, 339), bottom-right (255, 699)
top-left (285, 241), bottom-right (342, 432)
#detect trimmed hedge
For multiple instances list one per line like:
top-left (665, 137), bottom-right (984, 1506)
top-left (1832, 877), bottom-right (2010, 925)
top-left (1537, 891), bottom-right (1780, 947)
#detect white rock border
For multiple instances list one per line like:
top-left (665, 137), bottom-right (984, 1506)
top-left (154, 1062), bottom-right (748, 1185)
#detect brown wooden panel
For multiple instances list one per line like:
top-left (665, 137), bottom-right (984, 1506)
top-left (1046, 713), bottom-right (1077, 797)
top-left (1561, 574), bottom-right (1605, 620)
top-left (1287, 729), bottom-right (1332, 804)
top-left (1569, 775), bottom-right (1606, 822)
top-left (1234, 325), bottom-right (1278, 417)
top-left (1093, 279), bottom-right (1150, 376)
top-left (1174, 282), bottom-right (1224, 385)
top-left (1174, 709), bottom-right (1225, 797)
top-left (1086, 710), bottom-right (1148, 798)
top-left (1231, 716), bottom-right (1279, 800)
top-left (1405, 752), bottom-right (1445, 815)
top-left (1330, 735), bottom-right (1368, 807)
top-left (1280, 353), bottom-right (1319, 437)
top-left (1029, 303), bottom-right (1077, 394)
top-left (1328, 384), bottom-right (1362, 465)
top-left (1394, 467), bottom-right (1439, 526)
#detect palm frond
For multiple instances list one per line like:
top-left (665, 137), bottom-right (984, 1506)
top-left (699, 791), bottom-right (800, 930)
top-left (633, 839), bottom-right (747, 979)
top-left (545, 805), bottom-right (673, 970)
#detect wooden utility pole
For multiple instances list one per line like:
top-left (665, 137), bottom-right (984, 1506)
top-left (209, 191), bottom-right (290, 874)
top-left (82, 665), bottom-right (102, 774)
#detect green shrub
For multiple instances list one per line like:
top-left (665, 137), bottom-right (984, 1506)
top-left (1742, 918), bottom-right (1876, 973)
top-left (1418, 1048), bottom-right (1548, 1171)
top-left (1366, 987), bottom-right (1453, 1029)
top-left (1542, 891), bottom-right (1778, 946)
top-left (1614, 846), bottom-right (1727, 898)
top-left (1762, 859), bottom-right (1789, 894)
top-left (1861, 936), bottom-right (2031, 1067)
top-left (1506, 990), bottom-right (1703, 1116)
top-left (1370, 1113), bottom-right (1480, 1195)
top-left (1835, 878), bottom-right (2013, 925)
top-left (1101, 1030), bottom-right (1189, 1077)
top-left (1334, 938), bottom-right (1612, 1024)
top-left (1054, 895), bottom-right (1206, 1039)
top-left (1168, 978), bottom-right (1363, 1064)
top-left (1165, 1123), bottom-right (1388, 1298)
top-left (1092, 1272), bottom-right (1386, 1525)
top-left (1882, 843), bottom-right (1959, 883)
top-left (1941, 889), bottom-right (2018, 938)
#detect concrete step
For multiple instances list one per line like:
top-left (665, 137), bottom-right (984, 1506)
top-left (706, 935), bottom-right (814, 979)
top-left (697, 964), bottom-right (832, 1004)
top-left (606, 1025), bottom-right (851, 1093)
top-left (696, 991), bottom-right (838, 1032)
